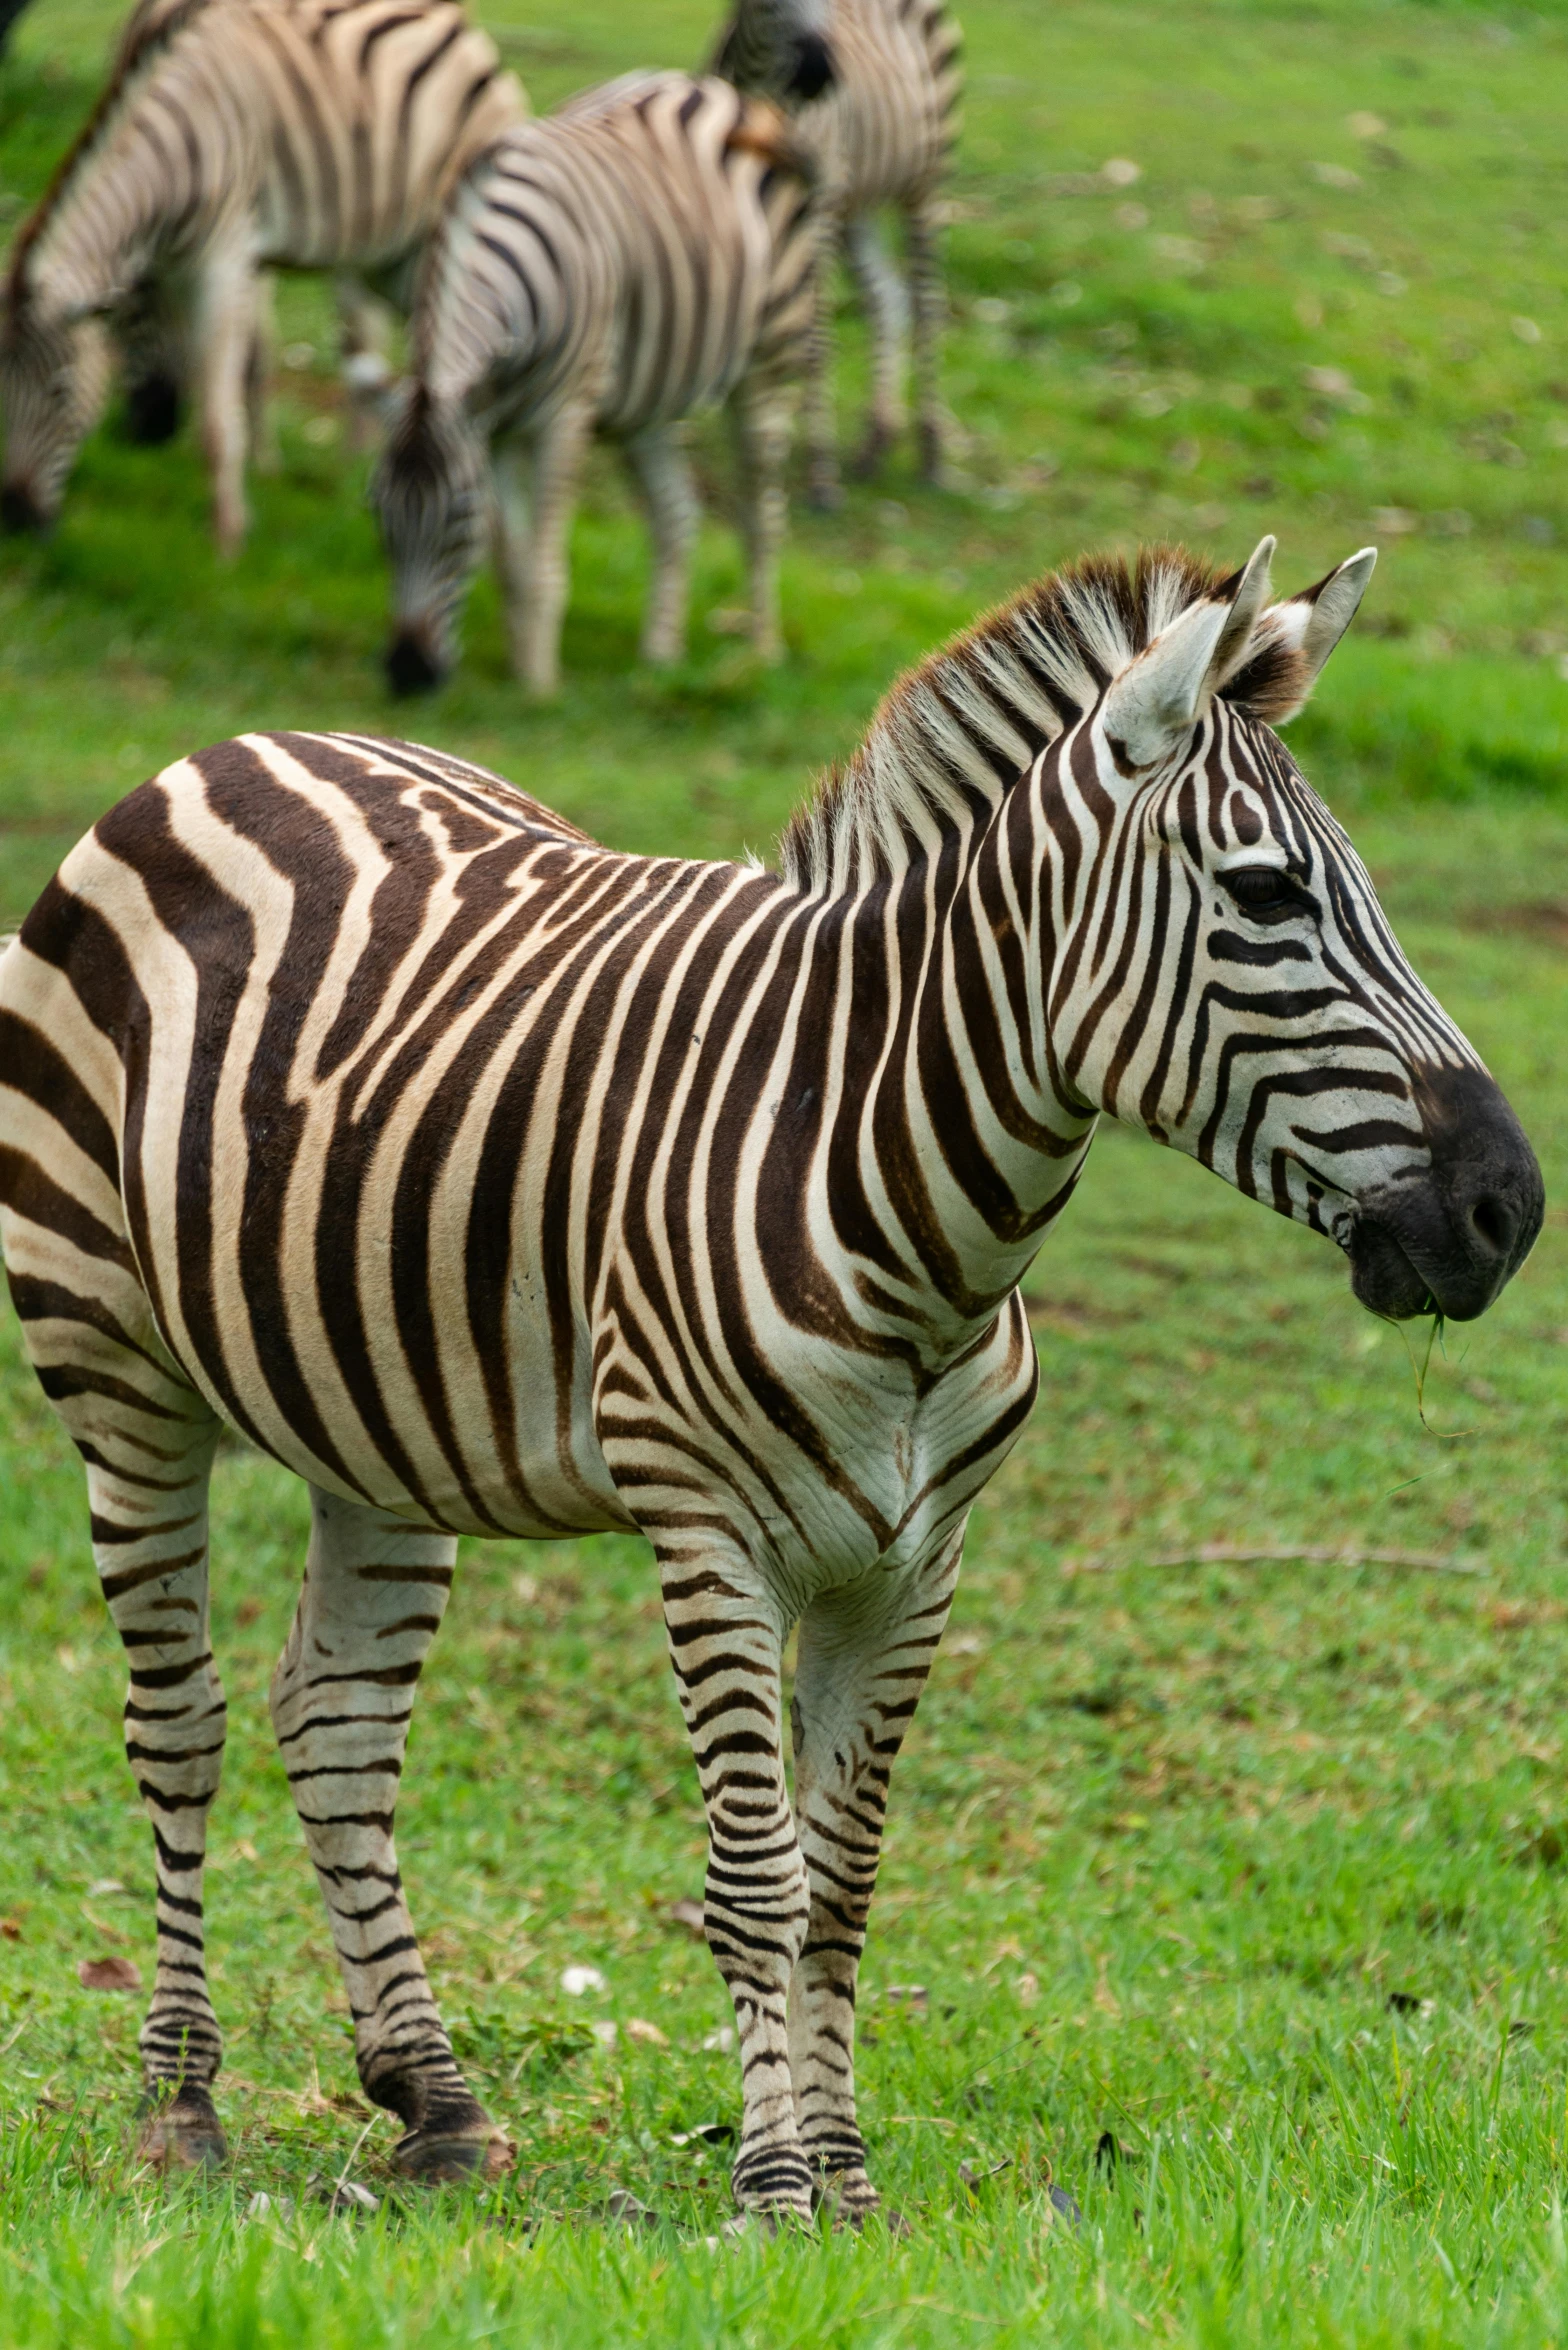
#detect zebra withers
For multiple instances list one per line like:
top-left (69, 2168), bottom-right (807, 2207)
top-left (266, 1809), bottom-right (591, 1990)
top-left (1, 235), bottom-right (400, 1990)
top-left (373, 72), bottom-right (817, 699)
top-left (0, 539), bottom-right (1541, 2201)
top-left (0, 0), bottom-right (523, 552)
top-left (712, 0), bottom-right (962, 498)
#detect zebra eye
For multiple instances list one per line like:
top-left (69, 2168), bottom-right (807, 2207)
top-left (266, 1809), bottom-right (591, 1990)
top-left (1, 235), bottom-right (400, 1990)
top-left (1221, 865), bottom-right (1302, 918)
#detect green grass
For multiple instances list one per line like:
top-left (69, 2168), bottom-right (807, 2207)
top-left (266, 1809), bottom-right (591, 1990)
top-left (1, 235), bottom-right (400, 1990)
top-left (4, 0), bottom-right (1568, 2340)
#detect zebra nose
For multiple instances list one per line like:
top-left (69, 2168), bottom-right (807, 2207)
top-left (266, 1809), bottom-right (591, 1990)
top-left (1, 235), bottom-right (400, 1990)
top-left (787, 31), bottom-right (837, 98)
top-left (386, 630), bottom-right (444, 697)
top-left (0, 481), bottom-right (47, 534)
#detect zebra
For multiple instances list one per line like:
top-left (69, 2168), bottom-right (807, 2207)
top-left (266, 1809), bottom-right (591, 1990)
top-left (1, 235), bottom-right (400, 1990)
top-left (711, 0), bottom-right (962, 502)
top-left (0, 0), bottom-right (523, 553)
top-left (373, 71), bottom-right (818, 700)
top-left (0, 537), bottom-right (1541, 2204)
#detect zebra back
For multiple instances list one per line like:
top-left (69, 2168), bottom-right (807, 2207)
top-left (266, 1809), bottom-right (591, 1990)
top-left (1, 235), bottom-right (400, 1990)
top-left (411, 73), bottom-right (816, 434)
top-left (5, 0), bottom-right (524, 314)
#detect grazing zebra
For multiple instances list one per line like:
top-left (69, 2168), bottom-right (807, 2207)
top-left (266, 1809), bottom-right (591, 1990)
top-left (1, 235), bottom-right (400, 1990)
top-left (0, 538), bottom-right (1541, 2202)
top-left (374, 72), bottom-right (817, 699)
top-left (0, 0), bottom-right (523, 552)
top-left (712, 0), bottom-right (962, 500)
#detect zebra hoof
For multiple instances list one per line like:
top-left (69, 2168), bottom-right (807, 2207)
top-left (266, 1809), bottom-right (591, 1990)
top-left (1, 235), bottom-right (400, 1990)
top-left (136, 2084), bottom-right (228, 2170)
top-left (811, 2167), bottom-right (893, 2232)
top-left (391, 2123), bottom-right (513, 2183)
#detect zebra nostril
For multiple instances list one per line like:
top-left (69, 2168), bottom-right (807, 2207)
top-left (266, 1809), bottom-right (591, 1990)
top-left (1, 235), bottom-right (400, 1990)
top-left (1468, 1193), bottom-right (1516, 1259)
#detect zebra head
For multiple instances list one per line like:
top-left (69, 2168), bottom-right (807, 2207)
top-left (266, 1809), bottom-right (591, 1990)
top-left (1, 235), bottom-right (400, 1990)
top-left (713, 0), bottom-right (838, 103)
top-left (1036, 537), bottom-right (1542, 1321)
top-left (372, 382), bottom-right (489, 697)
top-left (0, 282), bottom-right (111, 534)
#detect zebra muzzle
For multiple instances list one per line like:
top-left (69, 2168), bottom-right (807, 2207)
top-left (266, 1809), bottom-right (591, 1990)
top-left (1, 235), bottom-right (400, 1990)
top-left (1348, 1061), bottom-right (1544, 1323)
top-left (386, 627), bottom-right (446, 697)
top-left (0, 480), bottom-right (50, 535)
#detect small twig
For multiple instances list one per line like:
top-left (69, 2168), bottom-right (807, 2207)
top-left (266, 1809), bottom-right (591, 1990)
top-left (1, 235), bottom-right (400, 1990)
top-left (1069, 1543), bottom-right (1487, 1578)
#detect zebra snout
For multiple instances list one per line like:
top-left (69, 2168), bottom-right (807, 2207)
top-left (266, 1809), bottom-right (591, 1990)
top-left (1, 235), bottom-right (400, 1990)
top-left (0, 479), bottom-right (49, 535)
top-left (386, 629), bottom-right (446, 697)
top-left (787, 31), bottom-right (837, 99)
top-left (123, 373), bottom-right (183, 447)
top-left (1350, 1061), bottom-right (1544, 1324)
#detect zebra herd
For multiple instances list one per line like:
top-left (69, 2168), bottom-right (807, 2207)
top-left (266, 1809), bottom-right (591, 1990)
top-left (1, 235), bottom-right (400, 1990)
top-left (0, 0), bottom-right (1549, 2234)
top-left (0, 0), bottom-right (958, 682)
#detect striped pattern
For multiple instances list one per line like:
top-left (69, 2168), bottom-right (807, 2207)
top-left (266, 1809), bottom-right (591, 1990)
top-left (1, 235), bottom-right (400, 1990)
top-left (713, 0), bottom-right (963, 497)
top-left (373, 71), bottom-right (817, 698)
top-left (0, 0), bottom-right (522, 550)
top-left (0, 540), bottom-right (1540, 2204)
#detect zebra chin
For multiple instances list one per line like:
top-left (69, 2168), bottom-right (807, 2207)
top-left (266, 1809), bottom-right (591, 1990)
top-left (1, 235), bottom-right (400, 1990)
top-left (1345, 1064), bottom-right (1545, 1323)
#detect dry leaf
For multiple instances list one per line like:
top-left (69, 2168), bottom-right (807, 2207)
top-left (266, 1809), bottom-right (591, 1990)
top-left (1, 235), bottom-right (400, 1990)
top-left (86, 1879), bottom-right (127, 1899)
top-left (701, 2026), bottom-right (735, 2053)
top-left (78, 1956), bottom-right (142, 1992)
top-left (885, 1984), bottom-right (929, 2010)
top-left (626, 2017), bottom-right (668, 2046)
top-left (0, 1919), bottom-right (21, 1942)
top-left (1016, 1971), bottom-right (1040, 2007)
top-left (667, 1898), bottom-right (706, 1939)
top-left (560, 1963), bottom-right (606, 1997)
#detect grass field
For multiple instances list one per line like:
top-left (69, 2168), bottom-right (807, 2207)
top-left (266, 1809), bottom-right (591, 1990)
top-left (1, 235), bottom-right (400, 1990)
top-left (4, 0), bottom-right (1568, 2340)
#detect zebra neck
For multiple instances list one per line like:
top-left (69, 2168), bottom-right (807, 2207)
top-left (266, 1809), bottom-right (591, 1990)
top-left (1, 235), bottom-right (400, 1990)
top-left (14, 54), bottom-right (215, 317)
top-left (822, 811), bottom-right (1097, 1340)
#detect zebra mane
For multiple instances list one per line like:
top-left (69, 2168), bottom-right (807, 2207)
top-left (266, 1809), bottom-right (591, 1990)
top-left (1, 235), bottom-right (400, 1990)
top-left (4, 0), bottom-right (211, 302)
top-left (777, 546), bottom-right (1312, 896)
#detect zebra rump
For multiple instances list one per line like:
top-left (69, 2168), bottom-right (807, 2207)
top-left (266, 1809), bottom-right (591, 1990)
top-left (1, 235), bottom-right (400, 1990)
top-left (0, 538), bottom-right (1541, 2207)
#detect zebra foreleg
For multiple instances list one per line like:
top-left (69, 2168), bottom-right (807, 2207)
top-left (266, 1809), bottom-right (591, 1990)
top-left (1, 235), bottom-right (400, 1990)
top-left (505, 405), bottom-right (593, 699)
top-left (727, 378), bottom-right (792, 666)
top-left (787, 1538), bottom-right (960, 2223)
top-left (802, 213), bottom-right (845, 512)
top-left (661, 1554), bottom-right (814, 2221)
top-left (193, 242), bottom-right (259, 557)
top-left (268, 1488), bottom-right (508, 2181)
top-left (904, 194), bottom-right (948, 488)
top-left (622, 424), bottom-right (699, 668)
top-left (843, 213), bottom-right (910, 483)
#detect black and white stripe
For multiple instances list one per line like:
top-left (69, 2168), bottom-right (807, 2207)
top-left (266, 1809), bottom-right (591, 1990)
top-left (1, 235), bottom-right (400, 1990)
top-left (373, 71), bottom-right (818, 699)
top-left (0, 0), bottom-right (522, 550)
top-left (712, 0), bottom-right (963, 499)
top-left (0, 538), bottom-right (1540, 2202)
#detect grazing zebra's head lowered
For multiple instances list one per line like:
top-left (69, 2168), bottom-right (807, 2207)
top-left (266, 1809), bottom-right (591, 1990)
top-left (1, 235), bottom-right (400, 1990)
top-left (783, 533), bottom-right (1542, 1323)
top-left (712, 0), bottom-right (839, 101)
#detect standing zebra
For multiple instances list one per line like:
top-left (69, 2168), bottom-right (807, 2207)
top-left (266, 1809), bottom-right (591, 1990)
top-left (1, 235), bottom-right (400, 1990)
top-left (711, 0), bottom-right (962, 500)
top-left (0, 539), bottom-right (1541, 2201)
top-left (0, 0), bottom-right (523, 552)
top-left (374, 72), bottom-right (817, 698)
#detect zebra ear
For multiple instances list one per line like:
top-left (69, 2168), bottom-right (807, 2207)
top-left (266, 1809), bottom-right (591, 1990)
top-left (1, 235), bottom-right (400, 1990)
top-left (1098, 538), bottom-right (1275, 770)
top-left (1257, 547), bottom-right (1378, 716)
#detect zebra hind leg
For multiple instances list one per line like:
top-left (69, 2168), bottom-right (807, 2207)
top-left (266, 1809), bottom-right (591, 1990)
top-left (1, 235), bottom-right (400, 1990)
top-left (786, 1539), bottom-right (961, 2225)
top-left (842, 213), bottom-right (911, 483)
top-left (14, 1284), bottom-right (228, 2161)
top-left (726, 377), bottom-right (793, 666)
top-left (660, 1553), bottom-right (814, 2223)
top-left (269, 1487), bottom-right (509, 2182)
